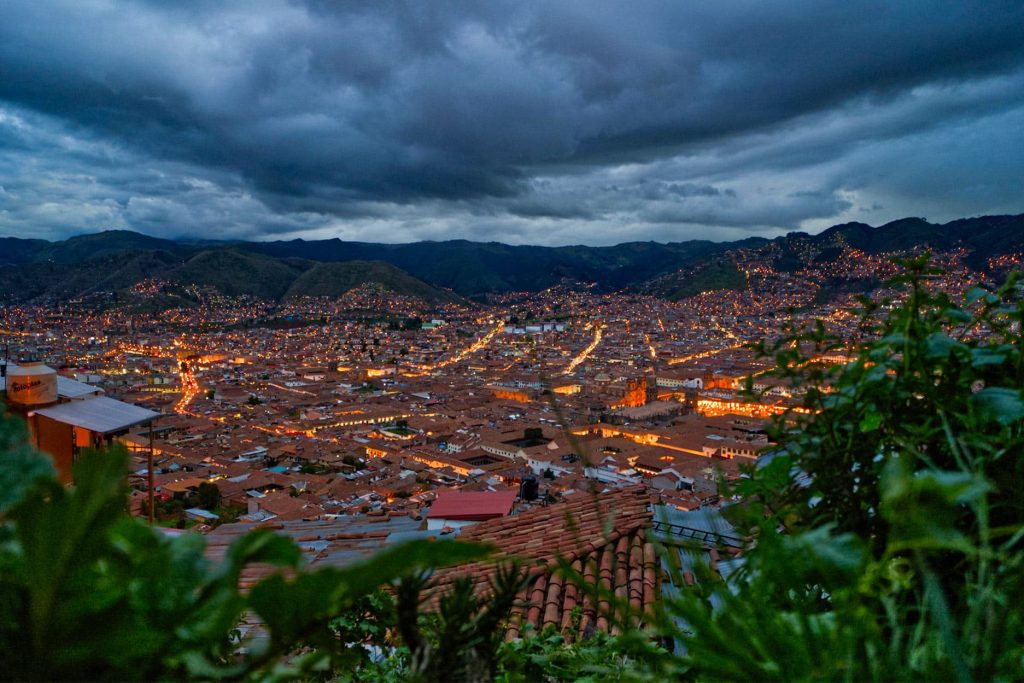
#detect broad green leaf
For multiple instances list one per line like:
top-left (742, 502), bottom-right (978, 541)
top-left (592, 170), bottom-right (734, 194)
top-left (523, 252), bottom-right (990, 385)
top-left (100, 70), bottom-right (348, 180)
top-left (0, 411), bottom-right (56, 515)
top-left (971, 387), bottom-right (1024, 425)
top-left (945, 307), bottom-right (971, 324)
top-left (14, 449), bottom-right (129, 662)
top-left (969, 348), bottom-right (1008, 367)
top-left (859, 409), bottom-right (882, 432)
top-left (923, 332), bottom-right (963, 359)
top-left (0, 439), bottom-right (54, 514)
top-left (880, 461), bottom-right (989, 552)
top-left (775, 526), bottom-right (865, 582)
top-left (249, 571), bottom-right (346, 646)
top-left (215, 527), bottom-right (302, 584)
top-left (965, 287), bottom-right (988, 304)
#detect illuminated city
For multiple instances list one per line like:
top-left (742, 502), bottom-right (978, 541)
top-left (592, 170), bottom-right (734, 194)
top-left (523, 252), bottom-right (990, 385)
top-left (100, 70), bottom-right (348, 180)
top-left (1, 238), bottom-right (1009, 523)
top-left (2, 2), bottom-right (1024, 677)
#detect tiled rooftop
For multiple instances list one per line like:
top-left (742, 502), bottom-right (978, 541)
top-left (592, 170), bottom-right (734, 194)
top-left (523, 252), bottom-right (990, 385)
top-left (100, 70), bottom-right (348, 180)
top-left (429, 485), bottom-right (658, 641)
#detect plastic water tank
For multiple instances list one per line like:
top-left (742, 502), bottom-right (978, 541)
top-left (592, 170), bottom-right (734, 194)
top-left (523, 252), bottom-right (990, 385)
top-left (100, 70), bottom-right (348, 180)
top-left (5, 361), bottom-right (59, 406)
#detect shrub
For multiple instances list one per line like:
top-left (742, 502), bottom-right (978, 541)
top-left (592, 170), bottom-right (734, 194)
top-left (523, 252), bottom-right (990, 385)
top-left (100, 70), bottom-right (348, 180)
top-left (637, 260), bottom-right (1024, 680)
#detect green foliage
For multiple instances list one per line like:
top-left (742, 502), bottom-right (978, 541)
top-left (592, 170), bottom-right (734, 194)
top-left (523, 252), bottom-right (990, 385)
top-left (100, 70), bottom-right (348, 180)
top-left (0, 413), bottom-right (54, 514)
top-left (394, 564), bottom-right (529, 682)
top-left (746, 260), bottom-right (1024, 551)
top-left (507, 260), bottom-right (1024, 681)
top-left (0, 443), bottom-right (276, 680)
top-left (328, 591), bottom-right (396, 666)
top-left (192, 482), bottom-right (220, 511)
top-left (496, 630), bottom-right (658, 682)
top-left (387, 318), bottom-right (423, 332)
top-left (650, 258), bottom-right (1024, 681)
top-left (0, 412), bottom-right (490, 681)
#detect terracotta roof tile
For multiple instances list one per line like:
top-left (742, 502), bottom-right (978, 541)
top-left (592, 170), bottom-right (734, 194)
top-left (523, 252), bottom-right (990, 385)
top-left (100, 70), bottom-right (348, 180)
top-left (428, 486), bottom-right (656, 642)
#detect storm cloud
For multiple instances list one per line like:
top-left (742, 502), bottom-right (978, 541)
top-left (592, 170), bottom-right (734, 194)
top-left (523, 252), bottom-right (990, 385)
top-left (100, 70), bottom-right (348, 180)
top-left (1, 0), bottom-right (1023, 244)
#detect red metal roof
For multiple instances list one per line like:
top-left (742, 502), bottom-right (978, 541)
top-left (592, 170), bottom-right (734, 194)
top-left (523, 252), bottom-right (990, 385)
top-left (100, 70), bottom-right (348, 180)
top-left (426, 489), bottom-right (518, 520)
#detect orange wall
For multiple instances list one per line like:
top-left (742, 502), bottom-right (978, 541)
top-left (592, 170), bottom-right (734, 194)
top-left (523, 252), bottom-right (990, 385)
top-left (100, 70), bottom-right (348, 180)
top-left (33, 414), bottom-right (75, 484)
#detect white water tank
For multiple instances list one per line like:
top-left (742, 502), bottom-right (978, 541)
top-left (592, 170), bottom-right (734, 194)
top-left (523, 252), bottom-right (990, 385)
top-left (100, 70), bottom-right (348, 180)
top-left (6, 361), bottom-right (59, 406)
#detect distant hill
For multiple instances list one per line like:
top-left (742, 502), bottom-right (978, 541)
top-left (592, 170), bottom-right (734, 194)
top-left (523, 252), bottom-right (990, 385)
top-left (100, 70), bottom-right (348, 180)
top-left (1, 214), bottom-right (1023, 303)
top-left (0, 246), bottom-right (462, 306)
top-left (0, 237), bottom-right (49, 265)
top-left (34, 230), bottom-right (191, 264)
top-left (782, 214), bottom-right (1024, 269)
top-left (168, 249), bottom-right (308, 300)
top-left (283, 261), bottom-right (462, 304)
top-left (244, 237), bottom-right (752, 295)
top-left (0, 250), bottom-right (184, 302)
top-left (631, 260), bottom-right (747, 301)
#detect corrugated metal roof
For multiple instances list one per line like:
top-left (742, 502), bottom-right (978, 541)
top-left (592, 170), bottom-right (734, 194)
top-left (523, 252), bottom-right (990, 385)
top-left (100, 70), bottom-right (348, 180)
top-left (56, 376), bottom-right (105, 398)
top-left (0, 375), bottom-right (103, 399)
top-left (652, 504), bottom-right (742, 547)
top-left (32, 396), bottom-right (160, 434)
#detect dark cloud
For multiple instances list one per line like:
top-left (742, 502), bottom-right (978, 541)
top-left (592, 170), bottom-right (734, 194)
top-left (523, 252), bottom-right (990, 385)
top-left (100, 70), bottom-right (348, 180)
top-left (1, 1), bottom-right (1023, 244)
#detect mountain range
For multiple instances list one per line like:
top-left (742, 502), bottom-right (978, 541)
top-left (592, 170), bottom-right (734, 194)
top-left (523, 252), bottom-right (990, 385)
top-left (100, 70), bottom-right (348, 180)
top-left (1, 214), bottom-right (1022, 305)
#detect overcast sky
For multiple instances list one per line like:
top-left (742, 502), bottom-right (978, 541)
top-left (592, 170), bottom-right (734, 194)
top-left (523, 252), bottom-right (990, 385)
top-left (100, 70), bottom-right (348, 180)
top-left (2, 1), bottom-right (1023, 246)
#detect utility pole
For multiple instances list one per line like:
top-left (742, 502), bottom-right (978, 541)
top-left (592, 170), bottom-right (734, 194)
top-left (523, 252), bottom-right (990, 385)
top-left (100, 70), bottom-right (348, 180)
top-left (148, 420), bottom-right (155, 525)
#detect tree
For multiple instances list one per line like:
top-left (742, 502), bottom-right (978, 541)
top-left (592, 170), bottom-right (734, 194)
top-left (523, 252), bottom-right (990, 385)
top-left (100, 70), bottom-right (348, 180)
top-left (193, 481), bottom-right (220, 510)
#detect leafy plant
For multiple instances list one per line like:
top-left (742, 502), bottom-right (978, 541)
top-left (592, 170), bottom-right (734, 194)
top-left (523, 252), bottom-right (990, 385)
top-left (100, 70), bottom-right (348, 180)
top-left (0, 413), bottom-right (488, 681)
top-left (496, 629), bottom-right (657, 683)
top-left (394, 563), bottom-right (529, 682)
top-left (640, 259), bottom-right (1024, 681)
top-left (507, 260), bottom-right (1024, 682)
